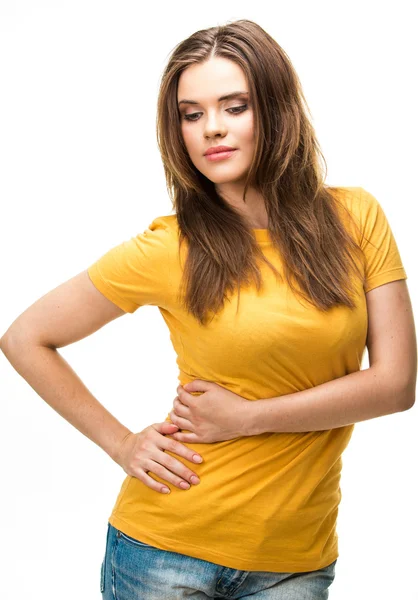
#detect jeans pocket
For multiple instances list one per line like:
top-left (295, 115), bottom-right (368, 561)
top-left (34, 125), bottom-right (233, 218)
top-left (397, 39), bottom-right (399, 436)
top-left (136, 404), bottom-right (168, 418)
top-left (100, 557), bottom-right (105, 593)
top-left (118, 529), bottom-right (153, 549)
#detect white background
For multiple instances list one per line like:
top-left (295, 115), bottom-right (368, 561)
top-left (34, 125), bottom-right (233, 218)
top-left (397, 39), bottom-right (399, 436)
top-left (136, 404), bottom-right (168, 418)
top-left (1, 2), bottom-right (417, 599)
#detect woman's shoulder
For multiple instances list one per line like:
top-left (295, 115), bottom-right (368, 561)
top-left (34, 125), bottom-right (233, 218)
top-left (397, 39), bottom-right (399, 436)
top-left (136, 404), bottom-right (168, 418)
top-left (328, 185), bottom-right (380, 209)
top-left (145, 213), bottom-right (178, 232)
top-left (328, 185), bottom-right (375, 220)
top-left (140, 214), bottom-right (180, 250)
top-left (327, 185), bottom-right (362, 205)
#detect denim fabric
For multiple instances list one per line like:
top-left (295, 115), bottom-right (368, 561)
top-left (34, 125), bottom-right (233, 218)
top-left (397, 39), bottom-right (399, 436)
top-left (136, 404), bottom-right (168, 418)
top-left (100, 522), bottom-right (337, 599)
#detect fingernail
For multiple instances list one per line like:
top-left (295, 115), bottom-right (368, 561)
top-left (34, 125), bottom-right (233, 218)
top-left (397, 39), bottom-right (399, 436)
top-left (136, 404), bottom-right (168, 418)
top-left (193, 455), bottom-right (203, 463)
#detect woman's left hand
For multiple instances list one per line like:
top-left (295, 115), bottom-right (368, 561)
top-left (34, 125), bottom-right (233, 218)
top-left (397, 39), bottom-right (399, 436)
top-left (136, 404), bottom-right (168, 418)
top-left (169, 380), bottom-right (253, 443)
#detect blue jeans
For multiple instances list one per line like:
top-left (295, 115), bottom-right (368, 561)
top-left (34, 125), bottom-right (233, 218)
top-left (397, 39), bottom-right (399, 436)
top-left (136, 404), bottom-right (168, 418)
top-left (100, 522), bottom-right (337, 599)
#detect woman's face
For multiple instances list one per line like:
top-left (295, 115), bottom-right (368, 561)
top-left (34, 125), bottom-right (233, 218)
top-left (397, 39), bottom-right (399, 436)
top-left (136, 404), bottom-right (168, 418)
top-left (177, 57), bottom-right (255, 187)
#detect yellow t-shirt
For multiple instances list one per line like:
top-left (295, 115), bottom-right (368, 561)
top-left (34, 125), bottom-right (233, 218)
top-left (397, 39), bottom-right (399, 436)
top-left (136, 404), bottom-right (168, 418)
top-left (87, 186), bottom-right (407, 572)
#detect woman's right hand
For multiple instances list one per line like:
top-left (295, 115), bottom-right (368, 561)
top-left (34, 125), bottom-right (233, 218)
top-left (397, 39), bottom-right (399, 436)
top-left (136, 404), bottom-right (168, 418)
top-left (114, 422), bottom-right (202, 494)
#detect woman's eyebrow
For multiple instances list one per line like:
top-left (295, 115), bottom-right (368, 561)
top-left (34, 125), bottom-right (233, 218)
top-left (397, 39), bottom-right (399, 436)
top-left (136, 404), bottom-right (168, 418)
top-left (178, 91), bottom-right (249, 107)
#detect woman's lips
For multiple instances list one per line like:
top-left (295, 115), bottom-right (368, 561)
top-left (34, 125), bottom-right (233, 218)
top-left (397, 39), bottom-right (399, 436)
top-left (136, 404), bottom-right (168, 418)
top-left (204, 149), bottom-right (237, 161)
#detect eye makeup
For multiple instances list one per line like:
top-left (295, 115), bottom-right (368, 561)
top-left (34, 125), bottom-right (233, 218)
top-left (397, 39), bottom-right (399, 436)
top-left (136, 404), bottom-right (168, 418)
top-left (182, 104), bottom-right (248, 122)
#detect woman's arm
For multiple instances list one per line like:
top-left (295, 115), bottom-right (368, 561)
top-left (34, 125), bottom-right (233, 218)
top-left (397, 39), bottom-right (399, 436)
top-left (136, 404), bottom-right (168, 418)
top-left (247, 365), bottom-right (412, 435)
top-left (0, 270), bottom-right (132, 462)
top-left (0, 340), bottom-right (133, 461)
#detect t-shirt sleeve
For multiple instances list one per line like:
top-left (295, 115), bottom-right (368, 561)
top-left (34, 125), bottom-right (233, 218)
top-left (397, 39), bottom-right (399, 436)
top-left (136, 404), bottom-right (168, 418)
top-left (86, 216), bottom-right (171, 313)
top-left (359, 187), bottom-right (407, 293)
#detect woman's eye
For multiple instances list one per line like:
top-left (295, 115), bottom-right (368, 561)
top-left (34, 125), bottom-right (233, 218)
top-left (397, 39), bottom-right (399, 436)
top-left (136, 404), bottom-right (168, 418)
top-left (183, 104), bottom-right (248, 122)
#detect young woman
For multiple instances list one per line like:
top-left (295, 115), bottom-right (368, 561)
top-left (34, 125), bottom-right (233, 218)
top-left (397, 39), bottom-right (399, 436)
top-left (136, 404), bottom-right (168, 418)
top-left (1, 19), bottom-right (416, 600)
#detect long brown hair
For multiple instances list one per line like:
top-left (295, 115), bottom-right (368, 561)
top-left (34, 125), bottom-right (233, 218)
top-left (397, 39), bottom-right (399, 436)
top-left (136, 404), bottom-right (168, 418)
top-left (156, 19), bottom-right (366, 326)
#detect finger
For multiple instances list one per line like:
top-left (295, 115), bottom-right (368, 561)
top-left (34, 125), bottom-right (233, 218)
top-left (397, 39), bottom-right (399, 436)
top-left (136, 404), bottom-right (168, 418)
top-left (177, 389), bottom-right (196, 407)
top-left (170, 412), bottom-right (194, 431)
top-left (171, 432), bottom-right (199, 443)
top-left (172, 398), bottom-right (190, 417)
